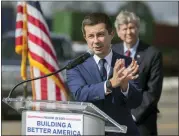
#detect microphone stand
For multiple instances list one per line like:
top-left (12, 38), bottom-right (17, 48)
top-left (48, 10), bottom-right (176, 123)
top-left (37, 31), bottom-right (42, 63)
top-left (7, 51), bottom-right (92, 99)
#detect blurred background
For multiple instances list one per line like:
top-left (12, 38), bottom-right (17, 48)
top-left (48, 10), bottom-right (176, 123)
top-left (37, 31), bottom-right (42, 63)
top-left (1, 1), bottom-right (178, 135)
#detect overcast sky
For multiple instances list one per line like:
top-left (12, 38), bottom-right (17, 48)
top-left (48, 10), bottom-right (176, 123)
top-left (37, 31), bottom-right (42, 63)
top-left (102, 1), bottom-right (178, 25)
top-left (39, 1), bottom-right (178, 26)
top-left (7, 1), bottom-right (178, 26)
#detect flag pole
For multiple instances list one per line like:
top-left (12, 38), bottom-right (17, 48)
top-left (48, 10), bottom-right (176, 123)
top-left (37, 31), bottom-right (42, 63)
top-left (21, 2), bottom-right (28, 99)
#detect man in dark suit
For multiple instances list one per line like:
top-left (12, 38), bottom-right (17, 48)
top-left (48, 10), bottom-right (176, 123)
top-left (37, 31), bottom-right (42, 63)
top-left (112, 11), bottom-right (163, 136)
top-left (66, 13), bottom-right (142, 135)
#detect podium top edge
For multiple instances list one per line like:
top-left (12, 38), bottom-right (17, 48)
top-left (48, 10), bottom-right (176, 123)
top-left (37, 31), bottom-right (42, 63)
top-left (2, 97), bottom-right (93, 105)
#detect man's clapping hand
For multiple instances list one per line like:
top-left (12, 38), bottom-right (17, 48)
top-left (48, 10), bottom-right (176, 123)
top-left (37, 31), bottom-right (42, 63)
top-left (109, 59), bottom-right (139, 91)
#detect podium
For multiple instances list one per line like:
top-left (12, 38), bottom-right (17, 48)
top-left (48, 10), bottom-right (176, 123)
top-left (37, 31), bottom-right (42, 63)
top-left (3, 98), bottom-right (127, 135)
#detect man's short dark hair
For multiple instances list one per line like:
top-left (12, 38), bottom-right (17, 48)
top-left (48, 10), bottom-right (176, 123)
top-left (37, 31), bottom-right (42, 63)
top-left (82, 12), bottom-right (113, 35)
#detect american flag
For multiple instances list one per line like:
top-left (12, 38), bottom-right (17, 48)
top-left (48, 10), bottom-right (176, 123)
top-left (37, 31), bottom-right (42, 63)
top-left (15, 1), bottom-right (68, 101)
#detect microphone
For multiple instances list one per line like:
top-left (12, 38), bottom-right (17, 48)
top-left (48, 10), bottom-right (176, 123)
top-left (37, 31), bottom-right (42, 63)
top-left (7, 50), bottom-right (94, 98)
top-left (65, 50), bottom-right (94, 70)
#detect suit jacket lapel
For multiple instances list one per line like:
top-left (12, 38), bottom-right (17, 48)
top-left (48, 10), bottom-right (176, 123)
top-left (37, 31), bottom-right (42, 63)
top-left (134, 41), bottom-right (145, 65)
top-left (117, 43), bottom-right (124, 55)
top-left (82, 57), bottom-right (102, 82)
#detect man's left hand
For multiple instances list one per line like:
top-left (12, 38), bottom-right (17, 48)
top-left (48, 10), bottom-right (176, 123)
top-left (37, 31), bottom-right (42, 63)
top-left (120, 59), bottom-right (139, 91)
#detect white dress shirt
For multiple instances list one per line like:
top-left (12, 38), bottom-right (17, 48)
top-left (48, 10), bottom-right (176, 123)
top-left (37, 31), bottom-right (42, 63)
top-left (93, 49), bottom-right (129, 97)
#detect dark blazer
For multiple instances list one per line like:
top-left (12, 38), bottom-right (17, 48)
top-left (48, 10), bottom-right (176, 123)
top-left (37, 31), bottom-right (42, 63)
top-left (112, 40), bottom-right (163, 125)
top-left (66, 51), bottom-right (142, 135)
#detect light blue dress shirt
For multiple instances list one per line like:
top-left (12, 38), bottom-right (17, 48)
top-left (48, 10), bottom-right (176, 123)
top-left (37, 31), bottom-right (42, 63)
top-left (123, 39), bottom-right (139, 58)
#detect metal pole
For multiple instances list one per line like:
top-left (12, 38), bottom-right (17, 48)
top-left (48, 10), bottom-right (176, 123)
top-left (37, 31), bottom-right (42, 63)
top-left (23, 82), bottom-right (28, 99)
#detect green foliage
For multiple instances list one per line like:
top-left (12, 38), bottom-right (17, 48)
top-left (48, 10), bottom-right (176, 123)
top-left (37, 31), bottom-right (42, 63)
top-left (52, 2), bottom-right (155, 45)
top-left (52, 11), bottom-right (86, 42)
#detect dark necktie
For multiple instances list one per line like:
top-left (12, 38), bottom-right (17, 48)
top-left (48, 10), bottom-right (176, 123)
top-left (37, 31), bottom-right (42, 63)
top-left (125, 50), bottom-right (131, 57)
top-left (99, 59), bottom-right (107, 81)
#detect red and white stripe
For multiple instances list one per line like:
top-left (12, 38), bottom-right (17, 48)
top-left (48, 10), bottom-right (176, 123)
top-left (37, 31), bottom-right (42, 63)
top-left (15, 2), bottom-right (67, 101)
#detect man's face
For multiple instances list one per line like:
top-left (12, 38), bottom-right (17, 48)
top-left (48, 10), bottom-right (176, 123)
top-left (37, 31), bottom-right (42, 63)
top-left (84, 23), bottom-right (114, 58)
top-left (116, 22), bottom-right (138, 46)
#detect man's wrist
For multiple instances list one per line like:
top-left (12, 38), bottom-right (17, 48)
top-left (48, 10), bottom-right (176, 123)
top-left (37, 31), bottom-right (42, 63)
top-left (121, 82), bottom-right (128, 92)
top-left (109, 79), bottom-right (116, 88)
top-left (106, 80), bottom-right (114, 90)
